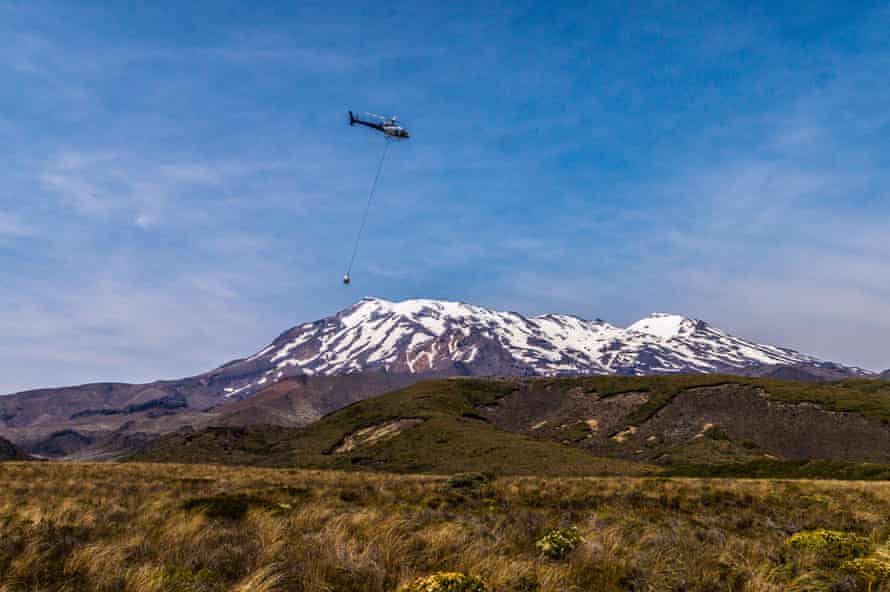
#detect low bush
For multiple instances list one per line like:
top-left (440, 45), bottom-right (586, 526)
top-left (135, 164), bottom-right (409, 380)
top-left (704, 426), bottom-right (730, 441)
top-left (842, 555), bottom-right (890, 587)
top-left (447, 472), bottom-right (493, 489)
top-left (180, 495), bottom-right (277, 520)
top-left (786, 529), bottom-right (871, 566)
top-left (511, 574), bottom-right (540, 591)
top-left (536, 526), bottom-right (582, 560)
top-left (397, 572), bottom-right (488, 592)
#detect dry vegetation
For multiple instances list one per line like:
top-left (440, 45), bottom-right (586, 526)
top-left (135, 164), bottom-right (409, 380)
top-left (3, 463), bottom-right (890, 591)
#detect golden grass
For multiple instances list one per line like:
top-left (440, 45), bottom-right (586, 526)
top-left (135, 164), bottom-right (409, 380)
top-left (2, 462), bottom-right (890, 591)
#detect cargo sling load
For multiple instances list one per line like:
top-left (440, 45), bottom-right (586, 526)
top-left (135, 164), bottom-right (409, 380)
top-left (343, 111), bottom-right (410, 285)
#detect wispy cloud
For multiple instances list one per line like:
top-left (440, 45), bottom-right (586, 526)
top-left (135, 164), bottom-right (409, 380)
top-left (0, 212), bottom-right (35, 239)
top-left (36, 151), bottom-right (282, 228)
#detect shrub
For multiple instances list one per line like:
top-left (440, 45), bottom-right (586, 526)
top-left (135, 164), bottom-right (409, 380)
top-left (512, 575), bottom-right (540, 591)
top-left (338, 489), bottom-right (362, 503)
top-left (704, 426), bottom-right (730, 441)
top-left (397, 572), bottom-right (488, 592)
top-left (447, 473), bottom-right (493, 489)
top-left (842, 556), bottom-right (890, 585)
top-left (161, 566), bottom-right (224, 592)
top-left (536, 526), bottom-right (582, 560)
top-left (181, 495), bottom-right (277, 520)
top-left (786, 529), bottom-right (872, 566)
top-left (276, 485), bottom-right (312, 499)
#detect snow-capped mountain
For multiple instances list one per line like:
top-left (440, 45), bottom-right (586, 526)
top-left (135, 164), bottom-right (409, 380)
top-left (1, 296), bottom-right (872, 458)
top-left (214, 297), bottom-right (852, 399)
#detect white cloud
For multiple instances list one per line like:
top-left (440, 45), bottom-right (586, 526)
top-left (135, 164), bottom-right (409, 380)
top-left (0, 256), bottom-right (307, 394)
top-left (36, 150), bottom-right (280, 228)
top-left (0, 212), bottom-right (34, 238)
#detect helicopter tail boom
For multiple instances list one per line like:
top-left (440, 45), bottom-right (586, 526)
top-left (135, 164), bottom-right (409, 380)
top-left (348, 111), bottom-right (385, 132)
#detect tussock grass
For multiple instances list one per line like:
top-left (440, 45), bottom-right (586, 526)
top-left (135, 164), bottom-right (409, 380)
top-left (4, 462), bottom-right (890, 590)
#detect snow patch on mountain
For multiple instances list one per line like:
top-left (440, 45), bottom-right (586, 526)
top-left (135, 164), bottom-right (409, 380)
top-left (628, 313), bottom-right (694, 339)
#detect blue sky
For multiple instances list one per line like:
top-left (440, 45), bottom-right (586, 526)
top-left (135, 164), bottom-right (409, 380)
top-left (2, 0), bottom-right (890, 392)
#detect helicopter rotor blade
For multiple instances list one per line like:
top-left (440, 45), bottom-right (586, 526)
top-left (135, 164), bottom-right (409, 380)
top-left (364, 112), bottom-right (387, 120)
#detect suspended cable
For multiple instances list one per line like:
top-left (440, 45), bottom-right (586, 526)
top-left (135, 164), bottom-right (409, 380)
top-left (343, 138), bottom-right (390, 284)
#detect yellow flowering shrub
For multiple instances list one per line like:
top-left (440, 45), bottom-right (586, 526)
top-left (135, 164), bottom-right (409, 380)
top-left (786, 529), bottom-right (871, 566)
top-left (397, 572), bottom-right (488, 592)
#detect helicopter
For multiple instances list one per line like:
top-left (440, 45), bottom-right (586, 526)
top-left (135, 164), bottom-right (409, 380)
top-left (348, 111), bottom-right (410, 139)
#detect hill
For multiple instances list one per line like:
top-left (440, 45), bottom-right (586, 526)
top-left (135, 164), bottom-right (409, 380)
top-left (0, 374), bottom-right (420, 460)
top-left (132, 378), bottom-right (649, 476)
top-left (134, 375), bottom-right (890, 477)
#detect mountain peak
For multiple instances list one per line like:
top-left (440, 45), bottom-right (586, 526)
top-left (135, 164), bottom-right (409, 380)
top-left (627, 313), bottom-right (700, 340)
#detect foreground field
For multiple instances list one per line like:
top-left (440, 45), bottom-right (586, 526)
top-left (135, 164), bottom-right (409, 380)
top-left (3, 464), bottom-right (890, 591)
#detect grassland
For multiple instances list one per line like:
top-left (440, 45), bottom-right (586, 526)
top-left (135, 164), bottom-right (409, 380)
top-left (5, 462), bottom-right (890, 591)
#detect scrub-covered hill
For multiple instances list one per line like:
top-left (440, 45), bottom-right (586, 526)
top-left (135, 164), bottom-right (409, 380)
top-left (133, 378), bottom-right (648, 476)
top-left (134, 376), bottom-right (890, 477)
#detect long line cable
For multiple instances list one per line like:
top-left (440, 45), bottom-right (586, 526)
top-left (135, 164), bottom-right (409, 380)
top-left (345, 138), bottom-right (390, 280)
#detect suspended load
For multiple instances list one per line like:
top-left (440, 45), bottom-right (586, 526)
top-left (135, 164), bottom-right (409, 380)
top-left (343, 110), bottom-right (410, 285)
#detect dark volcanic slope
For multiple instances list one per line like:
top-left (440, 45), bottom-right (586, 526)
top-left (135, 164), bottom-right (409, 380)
top-left (0, 373), bottom-right (427, 459)
top-left (210, 373), bottom-right (420, 427)
top-left (484, 378), bottom-right (890, 464)
top-left (0, 380), bottom-right (218, 456)
top-left (133, 376), bottom-right (890, 475)
top-left (0, 436), bottom-right (29, 461)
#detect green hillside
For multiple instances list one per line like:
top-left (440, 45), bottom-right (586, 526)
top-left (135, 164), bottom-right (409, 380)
top-left (133, 375), bottom-right (890, 477)
top-left (134, 378), bottom-right (652, 476)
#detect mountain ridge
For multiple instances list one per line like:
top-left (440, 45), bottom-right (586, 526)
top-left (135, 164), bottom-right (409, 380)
top-left (215, 296), bottom-right (868, 399)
